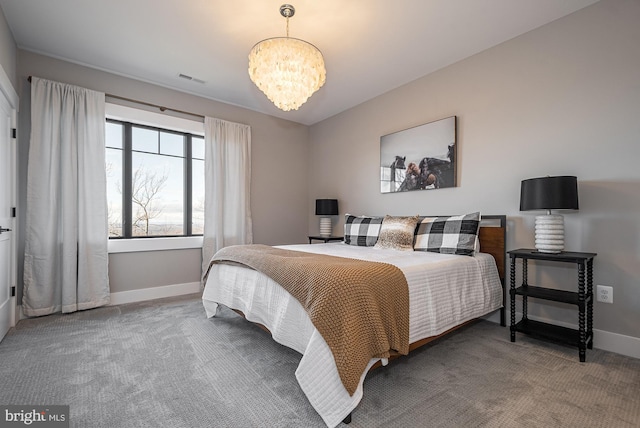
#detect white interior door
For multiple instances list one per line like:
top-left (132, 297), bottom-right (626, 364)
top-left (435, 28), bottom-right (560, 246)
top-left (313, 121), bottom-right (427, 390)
top-left (0, 77), bottom-right (15, 342)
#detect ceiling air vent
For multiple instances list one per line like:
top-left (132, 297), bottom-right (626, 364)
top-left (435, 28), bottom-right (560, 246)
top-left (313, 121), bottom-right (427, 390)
top-left (178, 73), bottom-right (206, 84)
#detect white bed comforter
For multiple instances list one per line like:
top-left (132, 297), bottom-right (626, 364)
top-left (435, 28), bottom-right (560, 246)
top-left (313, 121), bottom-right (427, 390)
top-left (202, 243), bottom-right (503, 427)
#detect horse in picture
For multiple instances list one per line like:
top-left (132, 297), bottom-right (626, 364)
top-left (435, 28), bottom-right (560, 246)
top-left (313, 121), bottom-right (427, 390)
top-left (389, 156), bottom-right (406, 190)
top-left (417, 144), bottom-right (455, 189)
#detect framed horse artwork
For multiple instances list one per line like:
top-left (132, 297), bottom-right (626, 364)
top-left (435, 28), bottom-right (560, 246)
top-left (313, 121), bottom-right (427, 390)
top-left (380, 116), bottom-right (457, 193)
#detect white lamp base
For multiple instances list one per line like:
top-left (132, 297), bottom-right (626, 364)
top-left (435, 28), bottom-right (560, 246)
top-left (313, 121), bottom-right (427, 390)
top-left (534, 214), bottom-right (564, 253)
top-left (319, 217), bottom-right (332, 237)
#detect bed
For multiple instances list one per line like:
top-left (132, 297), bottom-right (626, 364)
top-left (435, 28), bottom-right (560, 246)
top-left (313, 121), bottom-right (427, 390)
top-left (202, 214), bottom-right (506, 427)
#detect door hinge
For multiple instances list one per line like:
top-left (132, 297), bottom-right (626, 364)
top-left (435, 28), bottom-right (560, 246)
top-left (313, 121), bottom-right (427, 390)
top-left (11, 207), bottom-right (16, 217)
top-left (11, 286), bottom-right (15, 297)
top-left (11, 128), bottom-right (16, 139)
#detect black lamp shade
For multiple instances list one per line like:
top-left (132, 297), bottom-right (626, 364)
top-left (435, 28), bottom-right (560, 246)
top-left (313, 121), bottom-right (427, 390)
top-left (520, 176), bottom-right (579, 211)
top-left (315, 199), bottom-right (338, 216)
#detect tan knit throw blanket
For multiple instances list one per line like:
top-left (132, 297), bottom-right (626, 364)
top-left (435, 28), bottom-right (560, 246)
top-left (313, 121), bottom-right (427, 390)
top-left (207, 244), bottom-right (410, 396)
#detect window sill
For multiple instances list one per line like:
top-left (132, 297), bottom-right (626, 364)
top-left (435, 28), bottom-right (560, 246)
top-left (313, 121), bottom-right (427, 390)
top-left (108, 236), bottom-right (203, 254)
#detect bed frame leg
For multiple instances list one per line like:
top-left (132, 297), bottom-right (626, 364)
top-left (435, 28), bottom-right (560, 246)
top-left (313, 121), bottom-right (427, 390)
top-left (342, 413), bottom-right (352, 424)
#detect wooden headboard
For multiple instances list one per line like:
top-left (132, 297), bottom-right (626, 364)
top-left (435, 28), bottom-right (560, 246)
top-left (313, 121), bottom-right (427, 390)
top-left (477, 214), bottom-right (507, 326)
top-left (478, 215), bottom-right (507, 281)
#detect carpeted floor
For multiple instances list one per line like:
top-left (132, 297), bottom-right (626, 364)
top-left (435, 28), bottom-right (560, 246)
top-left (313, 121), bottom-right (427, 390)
top-left (0, 294), bottom-right (638, 427)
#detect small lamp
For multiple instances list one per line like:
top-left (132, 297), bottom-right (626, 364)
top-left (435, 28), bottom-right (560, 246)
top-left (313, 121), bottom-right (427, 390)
top-left (315, 199), bottom-right (338, 237)
top-left (520, 176), bottom-right (579, 253)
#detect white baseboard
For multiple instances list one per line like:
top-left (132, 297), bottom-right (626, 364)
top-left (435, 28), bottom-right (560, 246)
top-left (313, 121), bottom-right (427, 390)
top-left (17, 282), bottom-right (203, 320)
top-left (109, 281), bottom-right (202, 306)
top-left (592, 329), bottom-right (640, 360)
top-left (514, 312), bottom-right (640, 360)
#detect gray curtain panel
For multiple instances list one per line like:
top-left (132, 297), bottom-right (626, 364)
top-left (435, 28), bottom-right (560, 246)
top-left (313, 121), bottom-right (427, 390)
top-left (23, 77), bottom-right (109, 316)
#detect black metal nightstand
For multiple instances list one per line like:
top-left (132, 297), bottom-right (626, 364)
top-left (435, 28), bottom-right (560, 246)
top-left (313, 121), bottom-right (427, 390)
top-left (308, 235), bottom-right (343, 244)
top-left (508, 248), bottom-right (597, 362)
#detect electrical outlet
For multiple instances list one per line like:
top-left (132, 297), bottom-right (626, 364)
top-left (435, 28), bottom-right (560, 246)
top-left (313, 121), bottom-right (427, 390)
top-left (596, 285), bottom-right (613, 304)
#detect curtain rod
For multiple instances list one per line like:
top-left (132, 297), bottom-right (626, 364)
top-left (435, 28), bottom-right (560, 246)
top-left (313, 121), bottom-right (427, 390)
top-left (27, 75), bottom-right (205, 120)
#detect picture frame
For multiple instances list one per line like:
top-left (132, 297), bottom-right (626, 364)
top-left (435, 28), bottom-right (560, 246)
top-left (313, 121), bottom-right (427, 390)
top-left (380, 116), bottom-right (457, 193)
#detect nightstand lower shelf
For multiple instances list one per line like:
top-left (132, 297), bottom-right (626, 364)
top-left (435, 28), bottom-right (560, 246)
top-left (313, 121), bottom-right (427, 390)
top-left (513, 319), bottom-right (592, 350)
top-left (308, 235), bottom-right (343, 244)
top-left (509, 248), bottom-right (596, 362)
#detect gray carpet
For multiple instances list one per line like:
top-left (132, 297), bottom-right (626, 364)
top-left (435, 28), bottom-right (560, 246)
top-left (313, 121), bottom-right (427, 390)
top-left (0, 294), bottom-right (638, 428)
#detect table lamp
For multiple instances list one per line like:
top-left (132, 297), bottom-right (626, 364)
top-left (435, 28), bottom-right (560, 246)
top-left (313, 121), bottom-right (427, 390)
top-left (315, 199), bottom-right (338, 237)
top-left (520, 176), bottom-right (579, 253)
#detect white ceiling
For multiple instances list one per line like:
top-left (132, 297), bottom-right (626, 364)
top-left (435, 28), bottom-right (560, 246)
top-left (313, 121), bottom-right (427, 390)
top-left (0, 0), bottom-right (598, 125)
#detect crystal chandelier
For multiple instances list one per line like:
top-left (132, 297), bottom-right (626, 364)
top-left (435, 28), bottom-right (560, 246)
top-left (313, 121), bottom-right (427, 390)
top-left (248, 4), bottom-right (326, 111)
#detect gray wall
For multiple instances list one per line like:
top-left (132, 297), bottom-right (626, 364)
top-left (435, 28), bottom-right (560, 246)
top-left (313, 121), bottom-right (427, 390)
top-left (0, 5), bottom-right (16, 88)
top-left (16, 50), bottom-right (310, 298)
top-left (308, 0), bottom-right (640, 340)
top-left (108, 249), bottom-right (202, 293)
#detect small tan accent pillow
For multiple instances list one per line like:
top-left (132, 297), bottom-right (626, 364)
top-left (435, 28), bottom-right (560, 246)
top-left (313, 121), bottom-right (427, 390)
top-left (374, 215), bottom-right (420, 251)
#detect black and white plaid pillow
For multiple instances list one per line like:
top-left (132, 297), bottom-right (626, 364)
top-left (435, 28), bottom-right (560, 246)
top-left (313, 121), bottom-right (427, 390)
top-left (414, 212), bottom-right (480, 256)
top-left (344, 214), bottom-right (383, 246)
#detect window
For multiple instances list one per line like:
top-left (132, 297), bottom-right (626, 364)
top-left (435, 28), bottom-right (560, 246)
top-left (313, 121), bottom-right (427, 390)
top-left (380, 166), bottom-right (405, 193)
top-left (105, 107), bottom-right (204, 238)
